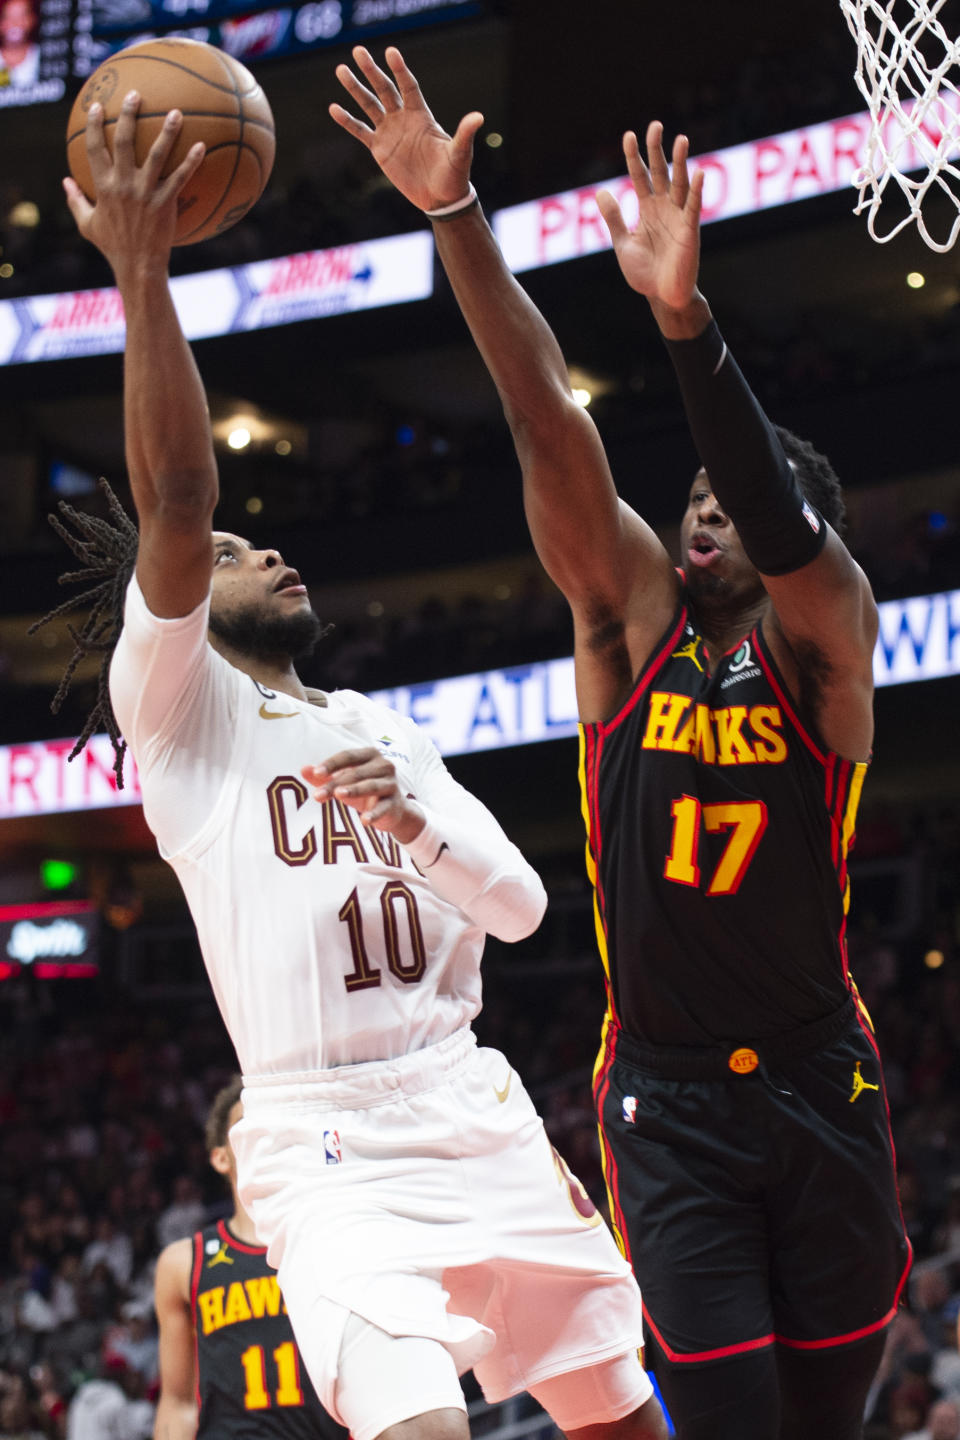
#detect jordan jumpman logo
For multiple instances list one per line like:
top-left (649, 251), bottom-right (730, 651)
top-left (849, 1062), bottom-right (880, 1103)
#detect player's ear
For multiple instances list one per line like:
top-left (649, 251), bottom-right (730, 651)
top-left (209, 1144), bottom-right (230, 1176)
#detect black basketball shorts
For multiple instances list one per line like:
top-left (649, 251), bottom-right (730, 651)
top-left (594, 1000), bottom-right (912, 1365)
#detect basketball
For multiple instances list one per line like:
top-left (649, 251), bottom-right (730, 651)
top-left (66, 38), bottom-right (275, 246)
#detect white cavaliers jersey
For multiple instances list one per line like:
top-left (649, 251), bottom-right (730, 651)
top-left (110, 577), bottom-right (541, 1075)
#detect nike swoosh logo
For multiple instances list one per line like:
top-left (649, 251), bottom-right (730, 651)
top-left (259, 702), bottom-right (298, 720)
top-left (494, 1073), bottom-right (512, 1104)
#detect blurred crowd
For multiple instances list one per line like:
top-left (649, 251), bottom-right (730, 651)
top-left (317, 569), bottom-right (571, 694)
top-left (0, 797), bottom-right (959, 1439)
top-left (0, 998), bottom-right (224, 1439)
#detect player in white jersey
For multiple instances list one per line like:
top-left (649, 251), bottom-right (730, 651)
top-left (51, 88), bottom-right (669, 1440)
top-left (110, 576), bottom-right (542, 1075)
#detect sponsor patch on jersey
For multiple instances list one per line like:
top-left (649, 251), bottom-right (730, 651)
top-left (720, 638), bottom-right (762, 689)
top-left (622, 1095), bottom-right (637, 1124)
top-left (376, 734), bottom-right (411, 765)
top-left (205, 1237), bottom-right (223, 1256)
top-left (323, 1129), bottom-right (342, 1165)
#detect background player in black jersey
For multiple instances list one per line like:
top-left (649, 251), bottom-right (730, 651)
top-left (153, 1077), bottom-right (349, 1440)
top-left (332, 48), bottom-right (912, 1440)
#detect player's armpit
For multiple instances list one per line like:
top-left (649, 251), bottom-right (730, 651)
top-left (764, 529), bottom-right (877, 660)
top-left (762, 534), bottom-right (878, 759)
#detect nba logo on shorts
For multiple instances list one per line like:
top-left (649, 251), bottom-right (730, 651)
top-left (622, 1096), bottom-right (637, 1124)
top-left (323, 1129), bottom-right (342, 1165)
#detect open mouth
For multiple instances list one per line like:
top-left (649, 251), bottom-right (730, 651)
top-left (688, 535), bottom-right (721, 568)
top-left (273, 569), bottom-right (307, 596)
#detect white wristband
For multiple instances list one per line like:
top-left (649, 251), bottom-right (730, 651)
top-left (425, 184), bottom-right (479, 221)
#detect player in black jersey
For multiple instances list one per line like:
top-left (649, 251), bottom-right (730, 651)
top-left (153, 1077), bottom-right (348, 1440)
top-left (332, 48), bottom-right (911, 1440)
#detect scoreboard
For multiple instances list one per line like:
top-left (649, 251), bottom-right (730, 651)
top-left (75, 0), bottom-right (483, 76)
top-left (0, 0), bottom-right (480, 105)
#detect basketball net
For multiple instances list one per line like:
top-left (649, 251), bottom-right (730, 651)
top-left (839, 0), bottom-right (960, 250)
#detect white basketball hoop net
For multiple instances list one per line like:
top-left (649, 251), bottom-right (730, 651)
top-left (839, 0), bottom-right (960, 250)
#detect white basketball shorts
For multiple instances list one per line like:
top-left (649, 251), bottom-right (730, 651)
top-left (231, 1027), bottom-right (647, 1418)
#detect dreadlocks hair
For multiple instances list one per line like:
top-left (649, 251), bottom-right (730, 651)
top-left (28, 478), bottom-right (139, 789)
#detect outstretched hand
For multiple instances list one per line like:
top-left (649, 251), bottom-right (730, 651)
top-left (63, 90), bottom-right (205, 278)
top-left (596, 122), bottom-right (704, 313)
top-left (330, 45), bottom-right (483, 213)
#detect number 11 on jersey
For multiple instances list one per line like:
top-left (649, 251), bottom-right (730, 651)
top-left (241, 1341), bottom-right (304, 1409)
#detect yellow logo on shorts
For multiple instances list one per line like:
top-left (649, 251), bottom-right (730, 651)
top-left (849, 1062), bottom-right (880, 1103)
top-left (494, 1072), bottom-right (512, 1104)
top-left (728, 1047), bottom-right (759, 1075)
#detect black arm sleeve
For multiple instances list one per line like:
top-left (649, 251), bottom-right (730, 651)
top-left (663, 319), bottom-right (828, 576)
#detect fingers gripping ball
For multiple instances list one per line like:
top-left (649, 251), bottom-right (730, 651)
top-left (66, 38), bottom-right (275, 245)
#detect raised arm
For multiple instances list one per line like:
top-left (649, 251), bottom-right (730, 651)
top-left (331, 48), bottom-right (679, 721)
top-left (63, 93), bottom-right (217, 619)
top-left (153, 1239), bottom-right (198, 1440)
top-left (598, 124), bottom-right (878, 757)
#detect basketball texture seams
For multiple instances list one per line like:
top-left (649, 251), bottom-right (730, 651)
top-left (65, 112), bottom-right (277, 142)
top-left (66, 38), bottom-right (275, 245)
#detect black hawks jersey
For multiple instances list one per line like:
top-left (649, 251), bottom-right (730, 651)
top-left (191, 1220), bottom-right (347, 1439)
top-left (579, 605), bottom-right (869, 1047)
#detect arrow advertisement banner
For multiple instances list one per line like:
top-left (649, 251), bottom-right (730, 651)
top-left (0, 229), bottom-right (433, 365)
